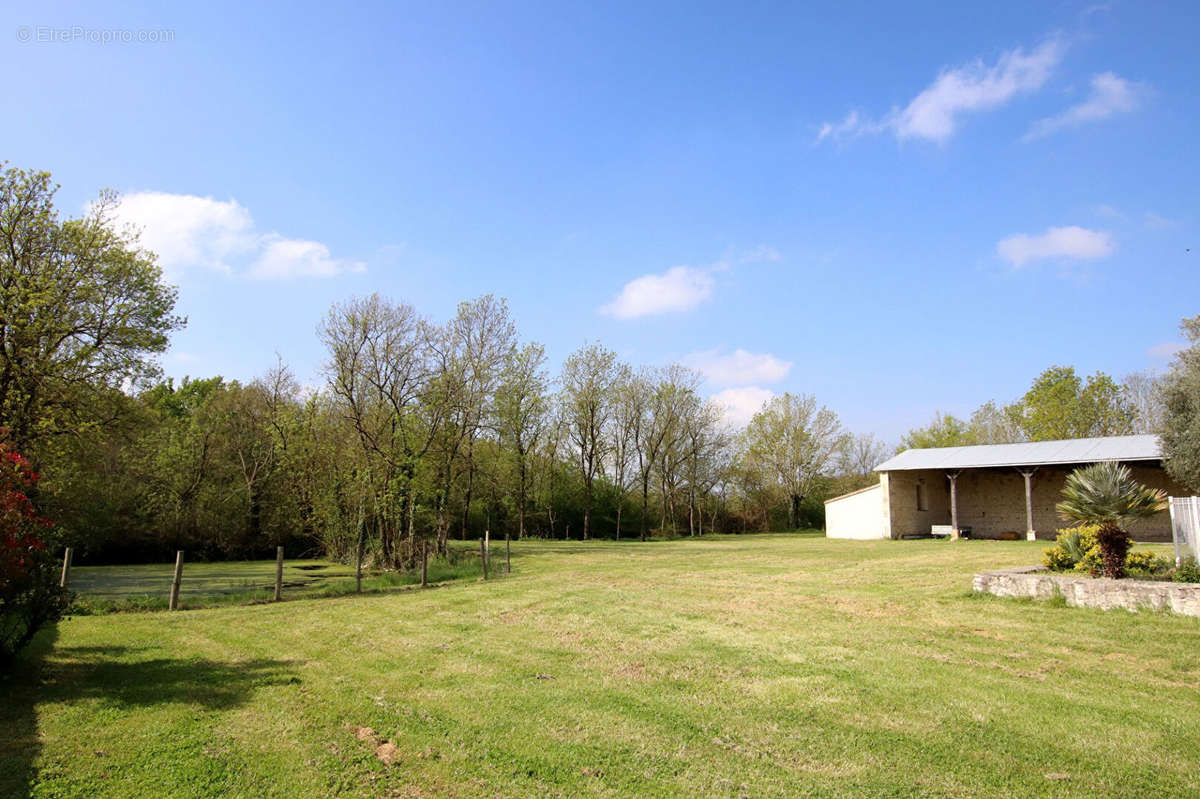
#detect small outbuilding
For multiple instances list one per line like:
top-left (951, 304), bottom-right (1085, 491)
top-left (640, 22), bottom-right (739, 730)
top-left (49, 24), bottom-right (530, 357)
top-left (825, 434), bottom-right (1187, 542)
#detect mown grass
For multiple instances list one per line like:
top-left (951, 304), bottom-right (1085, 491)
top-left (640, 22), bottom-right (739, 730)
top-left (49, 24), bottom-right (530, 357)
top-left (2, 534), bottom-right (1198, 798)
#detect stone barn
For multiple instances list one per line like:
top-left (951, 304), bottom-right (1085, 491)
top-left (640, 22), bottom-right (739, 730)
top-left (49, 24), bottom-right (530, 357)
top-left (825, 434), bottom-right (1188, 542)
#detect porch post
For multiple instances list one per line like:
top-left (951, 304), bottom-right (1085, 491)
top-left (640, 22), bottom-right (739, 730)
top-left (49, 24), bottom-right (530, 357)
top-left (1017, 468), bottom-right (1038, 541)
top-left (947, 471), bottom-right (961, 540)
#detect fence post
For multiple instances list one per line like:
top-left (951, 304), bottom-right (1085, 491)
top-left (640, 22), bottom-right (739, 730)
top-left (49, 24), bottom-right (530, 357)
top-left (168, 550), bottom-right (184, 611)
top-left (59, 547), bottom-right (73, 589)
top-left (1170, 498), bottom-right (1182, 567)
top-left (355, 502), bottom-right (365, 594)
top-left (505, 531), bottom-right (511, 574)
top-left (480, 537), bottom-right (488, 580)
top-left (421, 539), bottom-right (428, 588)
top-left (274, 546), bottom-right (284, 601)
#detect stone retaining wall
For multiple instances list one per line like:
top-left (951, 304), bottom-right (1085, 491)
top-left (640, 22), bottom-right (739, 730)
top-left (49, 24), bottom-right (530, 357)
top-left (974, 566), bottom-right (1200, 617)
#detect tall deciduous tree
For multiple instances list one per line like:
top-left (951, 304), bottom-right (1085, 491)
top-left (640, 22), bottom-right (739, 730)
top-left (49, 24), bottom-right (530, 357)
top-left (1122, 369), bottom-right (1167, 435)
top-left (495, 342), bottom-right (549, 540)
top-left (1010, 365), bottom-right (1132, 441)
top-left (1161, 315), bottom-right (1200, 493)
top-left (606, 364), bottom-right (639, 539)
top-left (560, 343), bottom-right (617, 540)
top-left (320, 294), bottom-right (433, 565)
top-left (0, 166), bottom-right (183, 453)
top-left (741, 393), bottom-right (845, 529)
top-left (899, 412), bottom-right (972, 450)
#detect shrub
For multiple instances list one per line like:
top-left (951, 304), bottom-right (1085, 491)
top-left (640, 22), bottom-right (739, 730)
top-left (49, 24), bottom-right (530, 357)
top-left (1042, 525), bottom-right (1168, 578)
top-left (1042, 525), bottom-right (1099, 572)
top-left (1123, 550), bottom-right (1169, 576)
top-left (0, 440), bottom-right (69, 664)
top-left (1173, 557), bottom-right (1200, 584)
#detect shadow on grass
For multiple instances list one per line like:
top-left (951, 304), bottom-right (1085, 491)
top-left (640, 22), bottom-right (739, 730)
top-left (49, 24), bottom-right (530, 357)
top-left (0, 631), bottom-right (298, 798)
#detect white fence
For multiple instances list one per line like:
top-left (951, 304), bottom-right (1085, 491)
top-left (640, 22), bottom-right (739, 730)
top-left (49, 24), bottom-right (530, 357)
top-left (1168, 497), bottom-right (1200, 565)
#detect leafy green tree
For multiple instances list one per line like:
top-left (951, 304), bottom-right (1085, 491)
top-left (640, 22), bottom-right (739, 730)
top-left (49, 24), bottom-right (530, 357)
top-left (740, 393), bottom-right (845, 530)
top-left (495, 342), bottom-right (549, 539)
top-left (1010, 366), bottom-right (1132, 441)
top-left (899, 412), bottom-right (973, 450)
top-left (1161, 315), bottom-right (1200, 493)
top-left (1056, 461), bottom-right (1167, 579)
top-left (0, 166), bottom-right (183, 453)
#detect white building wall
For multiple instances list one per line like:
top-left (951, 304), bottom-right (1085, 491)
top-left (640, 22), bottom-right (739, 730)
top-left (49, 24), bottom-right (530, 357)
top-left (825, 483), bottom-right (887, 539)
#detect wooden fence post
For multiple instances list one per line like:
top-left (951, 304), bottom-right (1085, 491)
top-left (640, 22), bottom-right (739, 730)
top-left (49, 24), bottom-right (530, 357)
top-left (274, 546), bottom-right (284, 601)
top-left (421, 539), bottom-right (428, 588)
top-left (505, 532), bottom-right (511, 574)
top-left (59, 547), bottom-right (73, 589)
top-left (168, 550), bottom-right (184, 610)
top-left (355, 502), bottom-right (365, 594)
top-left (480, 537), bottom-right (488, 580)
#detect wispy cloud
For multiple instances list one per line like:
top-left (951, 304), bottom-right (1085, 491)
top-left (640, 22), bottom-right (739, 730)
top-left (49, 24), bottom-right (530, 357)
top-left (1148, 341), bottom-right (1185, 359)
top-left (1143, 211), bottom-right (1177, 230)
top-left (818, 39), bottom-right (1065, 145)
top-left (600, 246), bottom-right (778, 319)
top-left (683, 348), bottom-right (793, 387)
top-left (996, 225), bottom-right (1114, 267)
top-left (710, 386), bottom-right (775, 429)
top-left (1024, 72), bottom-right (1144, 140)
top-left (108, 191), bottom-right (364, 280)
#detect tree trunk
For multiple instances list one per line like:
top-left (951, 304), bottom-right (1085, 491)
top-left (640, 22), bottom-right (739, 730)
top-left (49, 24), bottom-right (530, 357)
top-left (1096, 524), bottom-right (1131, 579)
top-left (583, 478), bottom-right (592, 541)
top-left (517, 456), bottom-right (527, 540)
top-left (639, 476), bottom-right (649, 542)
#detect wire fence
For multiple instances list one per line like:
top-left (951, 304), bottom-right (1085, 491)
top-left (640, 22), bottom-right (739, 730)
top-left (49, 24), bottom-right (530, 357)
top-left (1168, 496), bottom-right (1200, 565)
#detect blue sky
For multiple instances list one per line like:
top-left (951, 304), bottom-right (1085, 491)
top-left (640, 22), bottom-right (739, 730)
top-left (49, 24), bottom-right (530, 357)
top-left (4, 1), bottom-right (1197, 440)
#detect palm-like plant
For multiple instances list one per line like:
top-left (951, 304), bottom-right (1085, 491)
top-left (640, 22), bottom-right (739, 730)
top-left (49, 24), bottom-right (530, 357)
top-left (1056, 461), bottom-right (1167, 579)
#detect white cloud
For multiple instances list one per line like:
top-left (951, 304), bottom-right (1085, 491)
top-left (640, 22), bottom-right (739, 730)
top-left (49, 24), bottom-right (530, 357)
top-left (599, 265), bottom-right (715, 319)
top-left (1024, 72), bottom-right (1143, 140)
top-left (996, 225), bottom-right (1114, 267)
top-left (817, 39), bottom-right (1064, 144)
top-left (710, 386), bottom-right (775, 429)
top-left (107, 191), bottom-right (362, 280)
top-left (683, 348), bottom-right (793, 387)
top-left (601, 246), bottom-right (779, 320)
top-left (1148, 341), bottom-right (1185, 359)
top-left (249, 236), bottom-right (365, 280)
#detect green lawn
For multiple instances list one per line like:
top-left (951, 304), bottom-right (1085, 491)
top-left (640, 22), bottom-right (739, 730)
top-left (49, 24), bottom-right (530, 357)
top-left (3, 534), bottom-right (1198, 798)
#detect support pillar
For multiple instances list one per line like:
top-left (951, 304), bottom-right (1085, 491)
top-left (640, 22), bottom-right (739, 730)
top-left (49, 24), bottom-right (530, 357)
top-left (947, 471), bottom-right (961, 540)
top-left (1017, 468), bottom-right (1038, 541)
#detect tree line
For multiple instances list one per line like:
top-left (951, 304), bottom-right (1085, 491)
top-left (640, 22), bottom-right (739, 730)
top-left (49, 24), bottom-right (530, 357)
top-left (3, 163), bottom-right (1198, 571)
top-left (41, 291), bottom-right (867, 565)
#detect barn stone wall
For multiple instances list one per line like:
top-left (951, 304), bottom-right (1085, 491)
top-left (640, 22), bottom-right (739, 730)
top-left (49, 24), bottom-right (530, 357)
top-left (883, 462), bottom-right (1186, 542)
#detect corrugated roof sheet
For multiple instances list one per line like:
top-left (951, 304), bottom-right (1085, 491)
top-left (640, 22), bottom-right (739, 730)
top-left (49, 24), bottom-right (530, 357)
top-left (874, 434), bottom-right (1161, 472)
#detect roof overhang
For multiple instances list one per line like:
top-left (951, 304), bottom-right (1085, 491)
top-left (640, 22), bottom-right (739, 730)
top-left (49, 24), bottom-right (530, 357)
top-left (874, 434), bottom-right (1162, 472)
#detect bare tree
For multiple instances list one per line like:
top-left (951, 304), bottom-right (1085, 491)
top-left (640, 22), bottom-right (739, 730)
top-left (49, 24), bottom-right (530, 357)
top-left (1122, 369), bottom-right (1166, 434)
top-left (838, 433), bottom-right (889, 477)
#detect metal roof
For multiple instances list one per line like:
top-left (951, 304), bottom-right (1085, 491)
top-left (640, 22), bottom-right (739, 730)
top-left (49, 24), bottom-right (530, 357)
top-left (874, 434), bottom-right (1162, 472)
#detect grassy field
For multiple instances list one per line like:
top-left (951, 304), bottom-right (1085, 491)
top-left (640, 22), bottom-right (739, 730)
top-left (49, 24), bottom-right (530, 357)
top-left (2, 534), bottom-right (1198, 798)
